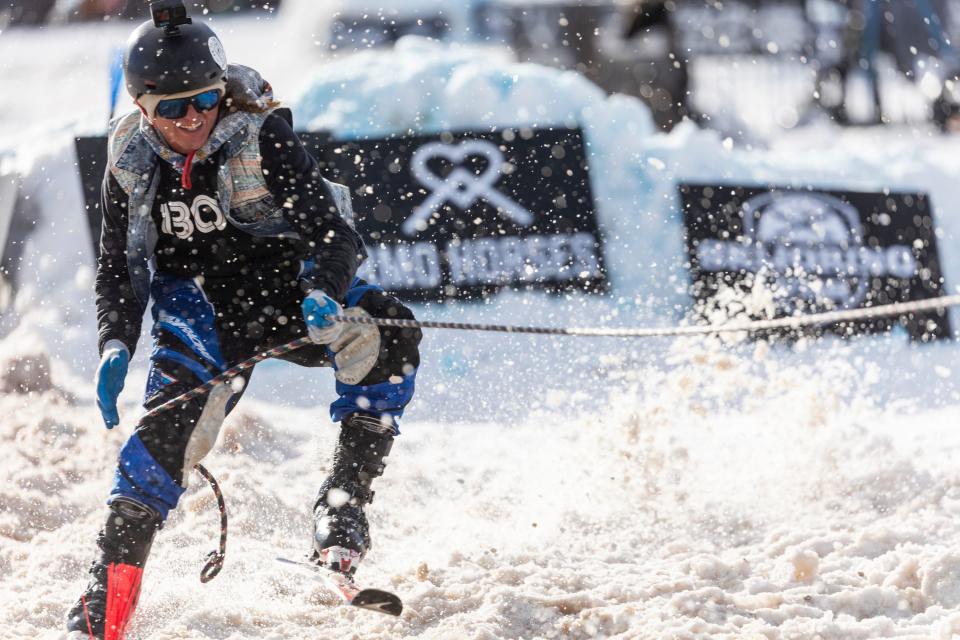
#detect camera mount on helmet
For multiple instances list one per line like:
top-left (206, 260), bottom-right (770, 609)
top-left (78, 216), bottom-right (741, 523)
top-left (124, 1), bottom-right (227, 99)
top-left (150, 0), bottom-right (192, 34)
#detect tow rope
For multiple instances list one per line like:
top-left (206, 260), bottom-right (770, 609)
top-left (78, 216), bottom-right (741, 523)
top-left (328, 293), bottom-right (960, 339)
top-left (151, 292), bottom-right (960, 424)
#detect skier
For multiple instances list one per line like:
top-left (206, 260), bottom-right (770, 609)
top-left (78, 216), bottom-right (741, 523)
top-left (65, 3), bottom-right (421, 638)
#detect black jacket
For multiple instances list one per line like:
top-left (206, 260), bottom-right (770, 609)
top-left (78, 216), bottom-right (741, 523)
top-left (95, 110), bottom-right (363, 356)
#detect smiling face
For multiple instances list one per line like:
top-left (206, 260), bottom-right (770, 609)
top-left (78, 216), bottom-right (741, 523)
top-left (147, 101), bottom-right (220, 155)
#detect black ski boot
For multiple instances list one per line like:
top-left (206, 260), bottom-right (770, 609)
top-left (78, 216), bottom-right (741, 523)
top-left (312, 414), bottom-right (394, 576)
top-left (65, 498), bottom-right (161, 640)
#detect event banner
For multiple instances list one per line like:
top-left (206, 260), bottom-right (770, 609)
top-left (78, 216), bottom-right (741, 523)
top-left (75, 127), bottom-right (606, 301)
top-left (681, 184), bottom-right (951, 341)
top-left (74, 136), bottom-right (108, 253)
top-left (317, 128), bottom-right (607, 301)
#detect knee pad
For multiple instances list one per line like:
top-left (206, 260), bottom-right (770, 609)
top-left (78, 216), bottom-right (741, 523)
top-left (329, 307), bottom-right (381, 385)
top-left (353, 291), bottom-right (422, 383)
top-left (112, 434), bottom-right (186, 521)
top-left (180, 380), bottom-right (235, 486)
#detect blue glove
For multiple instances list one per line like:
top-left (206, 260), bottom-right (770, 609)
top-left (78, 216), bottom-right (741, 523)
top-left (302, 290), bottom-right (344, 345)
top-left (95, 340), bottom-right (130, 429)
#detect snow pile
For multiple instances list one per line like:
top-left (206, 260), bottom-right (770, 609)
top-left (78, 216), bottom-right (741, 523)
top-left (292, 36), bottom-right (655, 138)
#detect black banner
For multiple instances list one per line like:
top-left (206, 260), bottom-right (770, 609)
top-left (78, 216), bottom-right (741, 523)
top-left (318, 128), bottom-right (606, 301)
top-left (75, 136), bottom-right (108, 256)
top-left (681, 184), bottom-right (951, 341)
top-left (75, 127), bottom-right (606, 302)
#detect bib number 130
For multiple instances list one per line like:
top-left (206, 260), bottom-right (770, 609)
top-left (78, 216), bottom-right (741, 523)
top-left (161, 196), bottom-right (227, 240)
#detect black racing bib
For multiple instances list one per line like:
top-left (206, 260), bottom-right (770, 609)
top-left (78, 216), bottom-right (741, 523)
top-left (152, 158), bottom-right (301, 283)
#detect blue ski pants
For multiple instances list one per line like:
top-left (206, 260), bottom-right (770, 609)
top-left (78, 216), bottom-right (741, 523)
top-left (109, 273), bottom-right (421, 520)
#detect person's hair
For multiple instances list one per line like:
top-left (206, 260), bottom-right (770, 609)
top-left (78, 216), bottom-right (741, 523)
top-left (222, 83), bottom-right (282, 114)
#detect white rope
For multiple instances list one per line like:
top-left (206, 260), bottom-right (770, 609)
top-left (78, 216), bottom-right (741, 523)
top-left (331, 294), bottom-right (960, 338)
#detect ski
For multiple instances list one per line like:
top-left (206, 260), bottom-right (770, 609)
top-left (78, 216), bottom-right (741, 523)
top-left (275, 556), bottom-right (403, 616)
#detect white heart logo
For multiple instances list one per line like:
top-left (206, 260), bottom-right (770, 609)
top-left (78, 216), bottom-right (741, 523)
top-left (402, 139), bottom-right (534, 237)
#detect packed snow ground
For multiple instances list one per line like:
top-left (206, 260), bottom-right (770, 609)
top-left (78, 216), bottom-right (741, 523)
top-left (7, 327), bottom-right (960, 639)
top-left (3, 7), bottom-right (960, 639)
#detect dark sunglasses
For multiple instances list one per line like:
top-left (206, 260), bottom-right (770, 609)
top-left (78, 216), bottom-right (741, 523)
top-left (155, 89), bottom-right (223, 120)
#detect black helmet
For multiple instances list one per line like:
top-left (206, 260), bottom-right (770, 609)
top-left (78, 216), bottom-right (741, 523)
top-left (123, 11), bottom-right (228, 99)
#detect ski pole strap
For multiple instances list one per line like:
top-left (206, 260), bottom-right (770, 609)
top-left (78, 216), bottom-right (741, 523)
top-left (327, 293), bottom-right (960, 338)
top-left (195, 463), bottom-right (227, 583)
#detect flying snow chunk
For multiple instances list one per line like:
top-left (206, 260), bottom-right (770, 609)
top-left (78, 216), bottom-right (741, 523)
top-left (790, 549), bottom-right (820, 583)
top-left (326, 487), bottom-right (351, 508)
